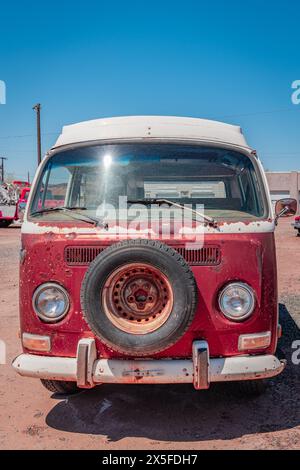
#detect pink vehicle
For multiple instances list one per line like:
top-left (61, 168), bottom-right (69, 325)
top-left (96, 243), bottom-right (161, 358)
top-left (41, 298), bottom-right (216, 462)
top-left (17, 187), bottom-right (31, 223)
top-left (0, 181), bottom-right (30, 227)
top-left (292, 215), bottom-right (300, 236)
top-left (12, 116), bottom-right (297, 396)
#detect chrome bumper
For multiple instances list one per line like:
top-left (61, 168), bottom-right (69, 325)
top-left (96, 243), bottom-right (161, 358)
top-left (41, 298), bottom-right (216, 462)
top-left (12, 339), bottom-right (286, 390)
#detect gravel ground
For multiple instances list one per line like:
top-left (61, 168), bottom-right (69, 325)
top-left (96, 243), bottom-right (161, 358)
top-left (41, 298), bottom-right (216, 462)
top-left (0, 218), bottom-right (299, 450)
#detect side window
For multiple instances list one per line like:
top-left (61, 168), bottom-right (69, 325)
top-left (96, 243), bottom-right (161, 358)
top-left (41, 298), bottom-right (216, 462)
top-left (250, 167), bottom-right (264, 216)
top-left (239, 169), bottom-right (253, 210)
top-left (238, 167), bottom-right (263, 216)
top-left (33, 165), bottom-right (71, 211)
top-left (144, 181), bottom-right (226, 199)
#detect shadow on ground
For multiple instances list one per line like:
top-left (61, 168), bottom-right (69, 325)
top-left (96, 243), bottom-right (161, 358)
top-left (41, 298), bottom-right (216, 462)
top-left (46, 304), bottom-right (299, 442)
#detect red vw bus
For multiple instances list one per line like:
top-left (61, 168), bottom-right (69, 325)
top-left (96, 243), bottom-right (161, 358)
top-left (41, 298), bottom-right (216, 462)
top-left (12, 116), bottom-right (297, 395)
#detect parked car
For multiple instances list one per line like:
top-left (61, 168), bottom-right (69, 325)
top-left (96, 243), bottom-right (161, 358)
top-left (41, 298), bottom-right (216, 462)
top-left (0, 181), bottom-right (30, 227)
top-left (12, 116), bottom-right (297, 396)
top-left (292, 215), bottom-right (300, 236)
top-left (17, 187), bottom-right (31, 223)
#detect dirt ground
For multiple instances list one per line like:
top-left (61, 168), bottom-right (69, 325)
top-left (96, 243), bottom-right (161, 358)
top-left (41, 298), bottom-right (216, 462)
top-left (0, 218), bottom-right (299, 450)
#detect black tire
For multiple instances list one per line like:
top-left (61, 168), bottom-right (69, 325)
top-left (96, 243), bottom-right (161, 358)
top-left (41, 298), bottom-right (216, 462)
top-left (235, 379), bottom-right (268, 396)
top-left (40, 379), bottom-right (79, 394)
top-left (0, 220), bottom-right (12, 228)
top-left (81, 239), bottom-right (198, 356)
top-left (297, 230), bottom-right (300, 237)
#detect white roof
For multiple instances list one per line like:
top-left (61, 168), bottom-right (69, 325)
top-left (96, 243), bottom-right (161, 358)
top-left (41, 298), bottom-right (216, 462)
top-left (53, 115), bottom-right (249, 150)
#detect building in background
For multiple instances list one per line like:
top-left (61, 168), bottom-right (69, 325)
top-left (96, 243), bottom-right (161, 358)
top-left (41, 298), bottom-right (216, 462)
top-left (266, 171), bottom-right (300, 213)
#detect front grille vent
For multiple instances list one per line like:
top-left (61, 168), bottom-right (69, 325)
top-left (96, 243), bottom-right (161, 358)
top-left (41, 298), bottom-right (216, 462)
top-left (65, 245), bottom-right (221, 266)
top-left (65, 246), bottom-right (104, 265)
top-left (175, 246), bottom-right (221, 266)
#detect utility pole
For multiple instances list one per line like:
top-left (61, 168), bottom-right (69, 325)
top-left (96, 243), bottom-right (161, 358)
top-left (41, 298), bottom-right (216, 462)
top-left (33, 103), bottom-right (42, 166)
top-left (0, 157), bottom-right (7, 182)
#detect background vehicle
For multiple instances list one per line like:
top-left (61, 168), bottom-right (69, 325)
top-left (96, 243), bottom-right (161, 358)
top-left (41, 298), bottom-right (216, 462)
top-left (12, 116), bottom-right (297, 396)
top-left (292, 215), bottom-right (300, 236)
top-left (0, 181), bottom-right (30, 227)
top-left (17, 187), bottom-right (31, 223)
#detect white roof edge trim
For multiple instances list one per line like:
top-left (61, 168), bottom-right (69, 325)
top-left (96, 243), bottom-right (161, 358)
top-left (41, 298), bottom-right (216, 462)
top-left (53, 115), bottom-right (249, 149)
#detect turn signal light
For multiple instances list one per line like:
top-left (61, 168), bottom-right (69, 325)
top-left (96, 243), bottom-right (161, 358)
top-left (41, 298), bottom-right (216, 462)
top-left (238, 331), bottom-right (271, 351)
top-left (22, 333), bottom-right (51, 352)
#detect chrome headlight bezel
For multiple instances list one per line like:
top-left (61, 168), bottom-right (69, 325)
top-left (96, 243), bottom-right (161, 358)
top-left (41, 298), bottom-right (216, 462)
top-left (218, 282), bottom-right (256, 322)
top-left (32, 282), bottom-right (70, 323)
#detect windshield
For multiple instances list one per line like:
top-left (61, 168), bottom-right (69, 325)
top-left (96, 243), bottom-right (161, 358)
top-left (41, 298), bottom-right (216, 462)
top-left (29, 143), bottom-right (266, 222)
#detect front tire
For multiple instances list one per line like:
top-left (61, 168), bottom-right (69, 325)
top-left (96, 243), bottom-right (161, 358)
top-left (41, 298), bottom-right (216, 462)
top-left (40, 379), bottom-right (79, 394)
top-left (0, 220), bottom-right (12, 228)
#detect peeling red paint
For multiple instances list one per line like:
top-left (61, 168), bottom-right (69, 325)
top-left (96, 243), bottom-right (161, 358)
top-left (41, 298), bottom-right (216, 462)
top-left (19, 229), bottom-right (278, 360)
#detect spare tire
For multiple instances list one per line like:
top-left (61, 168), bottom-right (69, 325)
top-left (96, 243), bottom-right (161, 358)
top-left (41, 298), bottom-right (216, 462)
top-left (80, 239), bottom-right (198, 356)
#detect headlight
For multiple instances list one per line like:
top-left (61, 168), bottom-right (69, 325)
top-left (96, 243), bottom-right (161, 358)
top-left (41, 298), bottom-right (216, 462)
top-left (219, 282), bottom-right (255, 321)
top-left (33, 283), bottom-right (70, 322)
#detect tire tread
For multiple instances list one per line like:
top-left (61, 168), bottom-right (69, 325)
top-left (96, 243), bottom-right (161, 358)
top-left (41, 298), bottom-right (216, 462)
top-left (81, 239), bottom-right (197, 356)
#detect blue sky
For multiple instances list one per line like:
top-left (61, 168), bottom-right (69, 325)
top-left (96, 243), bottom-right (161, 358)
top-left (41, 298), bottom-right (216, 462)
top-left (0, 0), bottom-right (299, 180)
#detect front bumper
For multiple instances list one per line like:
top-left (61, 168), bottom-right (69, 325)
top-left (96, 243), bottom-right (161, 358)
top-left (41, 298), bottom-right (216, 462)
top-left (12, 339), bottom-right (286, 390)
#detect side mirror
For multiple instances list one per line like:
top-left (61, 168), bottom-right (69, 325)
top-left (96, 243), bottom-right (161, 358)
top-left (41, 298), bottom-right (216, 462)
top-left (275, 198), bottom-right (297, 220)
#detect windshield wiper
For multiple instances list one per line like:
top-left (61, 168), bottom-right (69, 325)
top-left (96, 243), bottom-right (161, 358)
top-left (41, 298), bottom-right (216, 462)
top-left (30, 206), bottom-right (108, 230)
top-left (127, 198), bottom-right (217, 227)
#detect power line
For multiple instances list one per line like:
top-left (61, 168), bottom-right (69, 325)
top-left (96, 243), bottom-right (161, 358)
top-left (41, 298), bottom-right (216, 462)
top-left (0, 149), bottom-right (42, 153)
top-left (0, 131), bottom-right (58, 140)
top-left (210, 107), bottom-right (300, 120)
top-left (0, 106), bottom-right (298, 141)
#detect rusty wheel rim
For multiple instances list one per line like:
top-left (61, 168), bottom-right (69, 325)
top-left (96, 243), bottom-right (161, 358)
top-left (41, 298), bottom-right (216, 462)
top-left (102, 263), bottom-right (174, 335)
